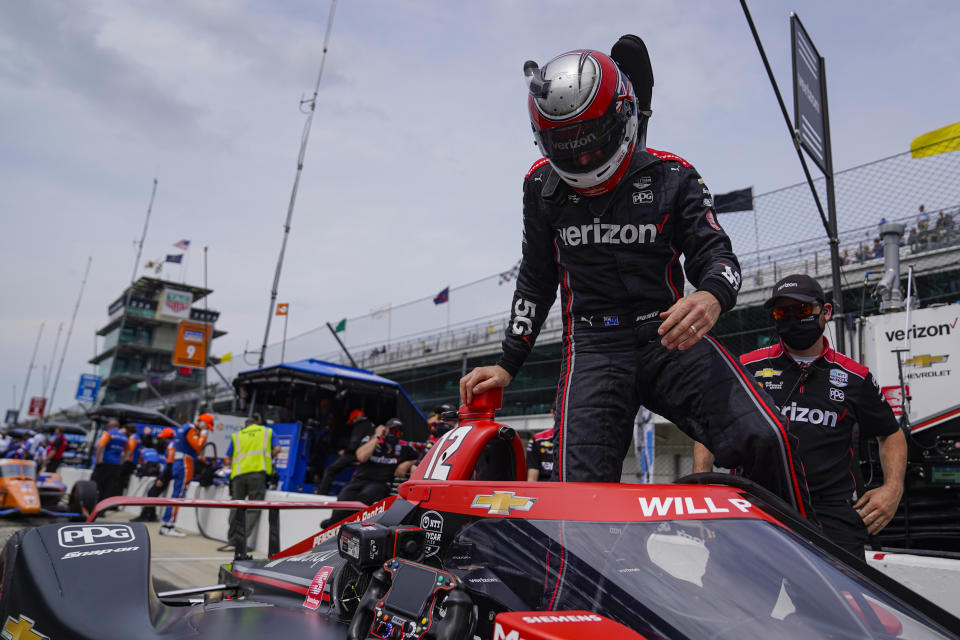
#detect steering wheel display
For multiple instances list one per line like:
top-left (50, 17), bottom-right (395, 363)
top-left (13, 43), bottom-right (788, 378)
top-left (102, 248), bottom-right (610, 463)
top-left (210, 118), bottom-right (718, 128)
top-left (347, 559), bottom-right (473, 640)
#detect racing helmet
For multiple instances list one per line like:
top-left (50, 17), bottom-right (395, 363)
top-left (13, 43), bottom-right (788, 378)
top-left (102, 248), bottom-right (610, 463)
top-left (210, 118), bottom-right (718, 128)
top-left (525, 49), bottom-right (643, 196)
top-left (158, 427), bottom-right (175, 439)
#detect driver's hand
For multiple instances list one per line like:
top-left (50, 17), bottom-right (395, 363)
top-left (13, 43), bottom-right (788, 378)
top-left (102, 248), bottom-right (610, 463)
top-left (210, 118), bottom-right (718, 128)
top-left (459, 365), bottom-right (513, 404)
top-left (658, 290), bottom-right (721, 350)
top-left (374, 425), bottom-right (388, 438)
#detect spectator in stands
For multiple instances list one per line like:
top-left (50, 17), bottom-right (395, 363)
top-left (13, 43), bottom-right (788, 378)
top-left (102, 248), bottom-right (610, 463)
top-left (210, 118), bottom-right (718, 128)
top-left (907, 227), bottom-right (919, 253)
top-left (936, 210), bottom-right (955, 240)
top-left (0, 429), bottom-right (10, 457)
top-left (916, 204), bottom-right (930, 233)
top-left (320, 418), bottom-right (417, 528)
top-left (872, 238), bottom-right (883, 259)
top-left (839, 248), bottom-right (850, 266)
top-left (316, 409), bottom-right (375, 496)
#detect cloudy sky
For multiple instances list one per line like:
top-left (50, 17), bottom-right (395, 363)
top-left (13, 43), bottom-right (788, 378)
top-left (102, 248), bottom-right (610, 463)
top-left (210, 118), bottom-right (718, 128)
top-left (2, 0), bottom-right (958, 416)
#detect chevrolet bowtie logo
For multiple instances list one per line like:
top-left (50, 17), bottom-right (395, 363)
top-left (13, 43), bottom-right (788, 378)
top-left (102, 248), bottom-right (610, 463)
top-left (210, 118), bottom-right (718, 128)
top-left (904, 354), bottom-right (948, 368)
top-left (754, 368), bottom-right (782, 378)
top-left (3, 615), bottom-right (49, 640)
top-left (470, 491), bottom-right (537, 516)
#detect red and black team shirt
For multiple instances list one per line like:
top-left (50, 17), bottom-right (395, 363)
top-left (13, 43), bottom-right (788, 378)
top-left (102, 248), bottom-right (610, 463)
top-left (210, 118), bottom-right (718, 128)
top-left (525, 428), bottom-right (555, 481)
top-left (740, 338), bottom-right (900, 499)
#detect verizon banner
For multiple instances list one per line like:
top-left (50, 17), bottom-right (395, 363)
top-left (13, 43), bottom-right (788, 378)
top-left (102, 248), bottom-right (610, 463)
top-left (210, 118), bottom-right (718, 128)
top-left (862, 305), bottom-right (960, 433)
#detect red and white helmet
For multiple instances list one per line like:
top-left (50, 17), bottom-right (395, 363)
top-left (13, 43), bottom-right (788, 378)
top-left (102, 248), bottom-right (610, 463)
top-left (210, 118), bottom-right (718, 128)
top-left (525, 50), bottom-right (641, 196)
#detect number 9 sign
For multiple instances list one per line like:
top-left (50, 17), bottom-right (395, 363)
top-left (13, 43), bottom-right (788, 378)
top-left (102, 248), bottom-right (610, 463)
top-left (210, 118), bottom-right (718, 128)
top-left (172, 320), bottom-right (211, 368)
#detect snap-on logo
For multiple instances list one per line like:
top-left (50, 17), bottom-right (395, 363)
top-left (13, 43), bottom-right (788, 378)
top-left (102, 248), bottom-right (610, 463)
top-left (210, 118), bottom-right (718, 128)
top-left (57, 524), bottom-right (136, 548)
top-left (557, 218), bottom-right (656, 246)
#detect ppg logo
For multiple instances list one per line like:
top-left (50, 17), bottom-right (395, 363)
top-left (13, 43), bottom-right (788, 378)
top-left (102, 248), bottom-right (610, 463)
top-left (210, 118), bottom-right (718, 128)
top-left (58, 524), bottom-right (136, 548)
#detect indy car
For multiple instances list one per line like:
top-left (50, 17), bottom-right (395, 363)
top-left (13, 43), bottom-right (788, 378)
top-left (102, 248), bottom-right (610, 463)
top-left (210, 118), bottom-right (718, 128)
top-left (0, 458), bottom-right (97, 517)
top-left (2, 390), bottom-right (959, 639)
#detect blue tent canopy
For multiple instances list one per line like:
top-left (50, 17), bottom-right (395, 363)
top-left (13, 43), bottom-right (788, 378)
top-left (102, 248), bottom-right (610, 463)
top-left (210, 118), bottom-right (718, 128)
top-left (234, 358), bottom-right (428, 441)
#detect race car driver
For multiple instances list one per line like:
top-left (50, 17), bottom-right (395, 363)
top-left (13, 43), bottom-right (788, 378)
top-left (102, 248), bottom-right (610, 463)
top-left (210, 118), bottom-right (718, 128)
top-left (459, 36), bottom-right (814, 519)
top-left (694, 274), bottom-right (906, 556)
top-left (160, 413), bottom-right (211, 536)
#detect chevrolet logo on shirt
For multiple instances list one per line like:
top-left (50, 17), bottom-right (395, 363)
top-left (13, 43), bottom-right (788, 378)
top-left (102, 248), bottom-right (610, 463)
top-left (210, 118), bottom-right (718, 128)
top-left (904, 354), bottom-right (948, 368)
top-left (754, 368), bottom-right (782, 378)
top-left (470, 492), bottom-right (537, 516)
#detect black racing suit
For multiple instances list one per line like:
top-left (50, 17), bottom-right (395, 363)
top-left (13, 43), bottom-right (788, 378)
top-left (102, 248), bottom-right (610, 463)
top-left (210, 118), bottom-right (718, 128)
top-left (497, 148), bottom-right (813, 519)
top-left (741, 339), bottom-right (900, 554)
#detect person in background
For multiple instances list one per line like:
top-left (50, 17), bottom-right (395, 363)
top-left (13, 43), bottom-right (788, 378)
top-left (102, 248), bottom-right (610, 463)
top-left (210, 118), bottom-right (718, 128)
top-left (44, 427), bottom-right (68, 472)
top-left (320, 418), bottom-right (417, 528)
top-left (411, 405), bottom-right (457, 476)
top-left (92, 419), bottom-right (129, 500)
top-left (315, 409), bottom-right (375, 496)
top-left (633, 406), bottom-right (656, 483)
top-left (5, 437), bottom-right (30, 460)
top-left (159, 413), bottom-right (212, 537)
top-left (27, 429), bottom-right (47, 463)
top-left (132, 427), bottom-right (175, 523)
top-left (0, 430), bottom-right (11, 457)
top-left (119, 423), bottom-right (141, 495)
top-left (224, 415), bottom-right (279, 553)
top-left (694, 274), bottom-right (906, 557)
top-left (526, 403), bottom-right (556, 482)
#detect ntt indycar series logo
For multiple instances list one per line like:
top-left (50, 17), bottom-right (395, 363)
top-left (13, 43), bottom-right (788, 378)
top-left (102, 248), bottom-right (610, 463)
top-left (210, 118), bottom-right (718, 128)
top-left (780, 402), bottom-right (838, 427)
top-left (558, 217), bottom-right (657, 247)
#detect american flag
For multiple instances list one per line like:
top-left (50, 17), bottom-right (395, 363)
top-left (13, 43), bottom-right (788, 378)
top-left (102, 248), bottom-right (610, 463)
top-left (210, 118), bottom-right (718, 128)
top-left (172, 239), bottom-right (190, 251)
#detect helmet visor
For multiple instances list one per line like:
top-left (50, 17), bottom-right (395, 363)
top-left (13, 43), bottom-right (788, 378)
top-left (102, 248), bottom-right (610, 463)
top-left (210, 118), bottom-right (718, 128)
top-left (537, 101), bottom-right (633, 174)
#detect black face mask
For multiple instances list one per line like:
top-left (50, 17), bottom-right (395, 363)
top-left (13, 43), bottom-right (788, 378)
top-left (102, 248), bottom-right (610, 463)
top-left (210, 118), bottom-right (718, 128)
top-left (775, 311), bottom-right (824, 350)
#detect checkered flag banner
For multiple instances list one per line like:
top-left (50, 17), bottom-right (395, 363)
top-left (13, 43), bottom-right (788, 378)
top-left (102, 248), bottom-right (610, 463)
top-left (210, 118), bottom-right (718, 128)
top-left (498, 259), bottom-right (521, 285)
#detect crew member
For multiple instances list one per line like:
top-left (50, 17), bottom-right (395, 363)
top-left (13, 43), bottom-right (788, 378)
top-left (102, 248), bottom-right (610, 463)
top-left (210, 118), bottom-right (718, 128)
top-left (92, 419), bottom-right (129, 500)
top-left (44, 426), bottom-right (68, 472)
top-left (526, 427), bottom-right (555, 481)
top-left (694, 274), bottom-right (906, 557)
top-left (119, 423), bottom-right (141, 495)
top-left (160, 413), bottom-right (211, 537)
top-left (132, 427), bottom-right (175, 523)
top-left (413, 404), bottom-right (457, 469)
top-left (320, 418), bottom-right (417, 528)
top-left (316, 409), bottom-right (375, 496)
top-left (459, 37), bottom-right (813, 518)
top-left (225, 415), bottom-right (279, 552)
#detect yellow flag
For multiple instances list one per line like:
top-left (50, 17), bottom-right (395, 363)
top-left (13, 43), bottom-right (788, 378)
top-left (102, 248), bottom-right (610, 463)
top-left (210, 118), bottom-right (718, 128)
top-left (220, 352), bottom-right (232, 363)
top-left (911, 122), bottom-right (960, 159)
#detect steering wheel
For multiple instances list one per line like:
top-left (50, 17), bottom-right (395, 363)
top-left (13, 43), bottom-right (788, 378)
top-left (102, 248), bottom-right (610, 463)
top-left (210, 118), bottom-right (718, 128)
top-left (346, 560), bottom-right (474, 640)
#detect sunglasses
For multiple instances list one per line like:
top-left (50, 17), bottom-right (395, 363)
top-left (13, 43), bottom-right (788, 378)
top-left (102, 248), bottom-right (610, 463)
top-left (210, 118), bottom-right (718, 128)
top-left (771, 302), bottom-right (819, 321)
